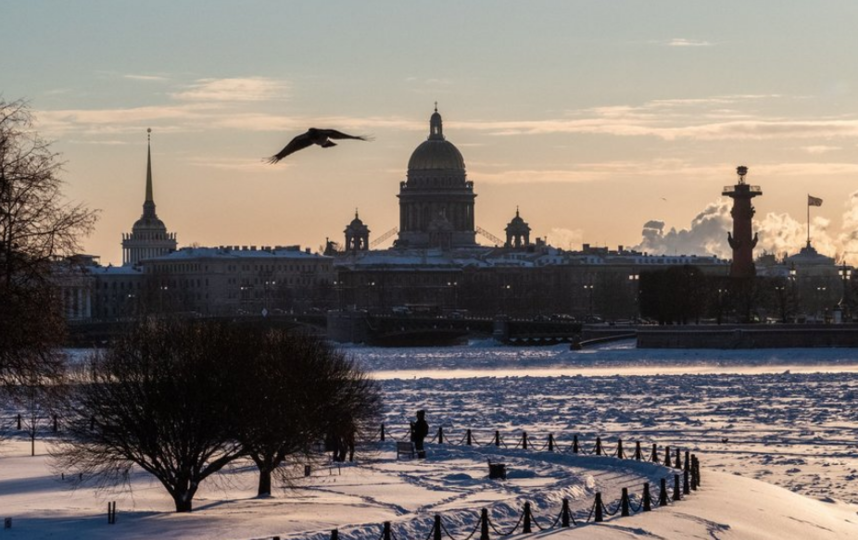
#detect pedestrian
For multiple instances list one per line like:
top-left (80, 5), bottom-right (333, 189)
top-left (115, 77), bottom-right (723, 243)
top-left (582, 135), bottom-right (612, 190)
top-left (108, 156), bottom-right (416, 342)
top-left (411, 410), bottom-right (429, 459)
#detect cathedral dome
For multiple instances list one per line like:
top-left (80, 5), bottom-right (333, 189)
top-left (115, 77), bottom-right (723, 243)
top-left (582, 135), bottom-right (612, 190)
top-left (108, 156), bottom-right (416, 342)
top-left (132, 214), bottom-right (166, 231)
top-left (407, 108), bottom-right (466, 172)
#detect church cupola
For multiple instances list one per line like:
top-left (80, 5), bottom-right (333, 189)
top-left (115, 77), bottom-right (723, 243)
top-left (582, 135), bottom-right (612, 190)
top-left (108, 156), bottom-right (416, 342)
top-left (429, 103), bottom-right (444, 140)
top-left (504, 207), bottom-right (531, 248)
top-left (344, 209), bottom-right (370, 252)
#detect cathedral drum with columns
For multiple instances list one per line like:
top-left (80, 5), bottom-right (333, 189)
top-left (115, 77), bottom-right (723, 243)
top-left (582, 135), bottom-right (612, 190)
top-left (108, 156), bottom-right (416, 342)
top-left (396, 107), bottom-right (477, 249)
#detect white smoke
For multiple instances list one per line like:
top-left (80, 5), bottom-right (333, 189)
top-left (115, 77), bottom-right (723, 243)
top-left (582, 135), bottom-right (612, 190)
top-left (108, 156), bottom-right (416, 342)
top-left (635, 199), bottom-right (733, 258)
top-left (547, 227), bottom-right (584, 250)
top-left (633, 194), bottom-right (858, 265)
top-left (838, 190), bottom-right (858, 262)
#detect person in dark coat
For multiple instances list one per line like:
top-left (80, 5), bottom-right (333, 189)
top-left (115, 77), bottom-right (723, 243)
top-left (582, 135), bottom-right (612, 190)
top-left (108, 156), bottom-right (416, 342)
top-left (411, 410), bottom-right (429, 459)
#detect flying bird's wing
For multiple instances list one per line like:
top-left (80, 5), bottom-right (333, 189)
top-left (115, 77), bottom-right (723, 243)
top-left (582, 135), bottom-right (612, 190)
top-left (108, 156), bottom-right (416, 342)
top-left (319, 129), bottom-right (371, 141)
top-left (268, 133), bottom-right (314, 163)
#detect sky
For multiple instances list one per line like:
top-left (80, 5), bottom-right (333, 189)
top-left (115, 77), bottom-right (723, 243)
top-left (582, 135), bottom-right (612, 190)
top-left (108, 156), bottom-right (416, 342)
top-left (4, 1), bottom-right (858, 265)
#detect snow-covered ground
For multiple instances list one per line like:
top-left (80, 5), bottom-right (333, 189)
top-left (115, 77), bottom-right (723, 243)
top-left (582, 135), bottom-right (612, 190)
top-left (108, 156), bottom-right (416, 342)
top-left (1, 342), bottom-right (857, 539)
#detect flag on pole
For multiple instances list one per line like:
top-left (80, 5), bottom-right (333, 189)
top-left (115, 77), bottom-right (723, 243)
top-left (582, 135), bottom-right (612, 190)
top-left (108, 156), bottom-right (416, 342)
top-left (808, 195), bottom-right (823, 207)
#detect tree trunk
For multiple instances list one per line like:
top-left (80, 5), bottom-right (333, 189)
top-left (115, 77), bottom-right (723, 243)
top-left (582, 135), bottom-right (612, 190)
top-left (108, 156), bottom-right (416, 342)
top-left (257, 466), bottom-right (272, 497)
top-left (173, 496), bottom-right (193, 513)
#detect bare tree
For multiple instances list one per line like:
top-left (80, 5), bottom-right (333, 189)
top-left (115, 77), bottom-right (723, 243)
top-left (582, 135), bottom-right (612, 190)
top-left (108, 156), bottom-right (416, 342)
top-left (52, 319), bottom-right (244, 512)
top-left (53, 319), bottom-right (382, 510)
top-left (0, 98), bottom-right (97, 386)
top-left (231, 329), bottom-right (382, 496)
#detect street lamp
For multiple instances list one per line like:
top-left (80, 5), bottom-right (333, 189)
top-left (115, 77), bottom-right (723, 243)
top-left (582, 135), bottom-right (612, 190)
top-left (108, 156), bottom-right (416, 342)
top-left (159, 284), bottom-right (169, 314)
top-left (628, 274), bottom-right (639, 320)
top-left (838, 263), bottom-right (852, 321)
top-left (816, 286), bottom-right (827, 322)
top-left (447, 280), bottom-right (458, 310)
top-left (583, 284), bottom-right (595, 319)
top-left (717, 288), bottom-right (727, 325)
top-left (501, 284), bottom-right (512, 315)
top-left (774, 284), bottom-right (786, 323)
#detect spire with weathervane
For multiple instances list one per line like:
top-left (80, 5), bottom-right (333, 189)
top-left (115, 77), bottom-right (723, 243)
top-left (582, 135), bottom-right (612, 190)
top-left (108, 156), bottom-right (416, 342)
top-left (121, 129), bottom-right (177, 266)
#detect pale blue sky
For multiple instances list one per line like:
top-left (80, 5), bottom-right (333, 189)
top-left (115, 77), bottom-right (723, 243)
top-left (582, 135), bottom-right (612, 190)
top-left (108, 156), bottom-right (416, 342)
top-left (4, 1), bottom-right (858, 264)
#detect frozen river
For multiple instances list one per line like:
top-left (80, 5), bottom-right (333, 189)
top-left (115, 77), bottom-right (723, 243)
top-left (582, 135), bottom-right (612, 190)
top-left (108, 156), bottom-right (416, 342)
top-left (349, 341), bottom-right (858, 504)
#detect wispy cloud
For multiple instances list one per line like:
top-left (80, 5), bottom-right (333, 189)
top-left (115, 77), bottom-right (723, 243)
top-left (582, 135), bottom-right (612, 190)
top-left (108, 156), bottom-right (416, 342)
top-left (184, 156), bottom-right (289, 173)
top-left (802, 145), bottom-right (841, 154)
top-left (666, 38), bottom-right (713, 47)
top-left (171, 77), bottom-right (290, 102)
top-left (36, 103), bottom-right (218, 135)
top-left (124, 74), bottom-right (169, 82)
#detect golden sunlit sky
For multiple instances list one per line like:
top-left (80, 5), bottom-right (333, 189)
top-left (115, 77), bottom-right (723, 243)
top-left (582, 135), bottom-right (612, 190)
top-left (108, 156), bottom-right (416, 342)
top-left (4, 1), bottom-right (858, 265)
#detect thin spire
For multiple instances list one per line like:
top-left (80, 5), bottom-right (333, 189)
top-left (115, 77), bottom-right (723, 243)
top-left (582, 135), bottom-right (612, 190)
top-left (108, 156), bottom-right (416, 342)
top-left (355, 207), bottom-right (359, 219)
top-left (145, 128), bottom-right (153, 203)
top-left (434, 101), bottom-right (438, 112)
top-left (516, 205), bottom-right (520, 217)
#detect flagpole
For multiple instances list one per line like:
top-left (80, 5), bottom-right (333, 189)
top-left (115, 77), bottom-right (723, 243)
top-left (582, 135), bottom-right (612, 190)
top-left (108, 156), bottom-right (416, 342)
top-left (807, 194), bottom-right (810, 247)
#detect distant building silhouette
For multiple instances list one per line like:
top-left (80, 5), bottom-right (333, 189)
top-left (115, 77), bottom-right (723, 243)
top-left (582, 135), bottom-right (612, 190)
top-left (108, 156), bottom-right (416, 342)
top-left (396, 107), bottom-right (477, 248)
top-left (344, 209), bottom-right (370, 252)
top-left (504, 207), bottom-right (531, 248)
top-left (121, 130), bottom-right (177, 265)
top-left (722, 166), bottom-right (761, 278)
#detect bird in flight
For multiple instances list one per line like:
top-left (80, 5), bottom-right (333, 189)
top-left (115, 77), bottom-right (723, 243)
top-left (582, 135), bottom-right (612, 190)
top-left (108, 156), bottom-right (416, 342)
top-left (267, 128), bottom-right (371, 163)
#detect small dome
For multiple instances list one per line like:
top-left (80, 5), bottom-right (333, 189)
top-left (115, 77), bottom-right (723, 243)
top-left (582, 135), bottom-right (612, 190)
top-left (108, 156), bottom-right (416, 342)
top-left (407, 108), bottom-right (466, 172)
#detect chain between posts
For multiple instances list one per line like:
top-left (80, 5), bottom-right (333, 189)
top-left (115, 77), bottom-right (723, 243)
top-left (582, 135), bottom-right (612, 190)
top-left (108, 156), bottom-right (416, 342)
top-left (357, 425), bottom-right (701, 540)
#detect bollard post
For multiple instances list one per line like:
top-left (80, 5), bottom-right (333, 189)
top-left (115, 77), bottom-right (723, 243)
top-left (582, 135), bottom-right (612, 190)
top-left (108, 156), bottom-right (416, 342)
top-left (561, 498), bottom-right (571, 527)
top-left (642, 483), bottom-right (652, 511)
top-left (693, 456), bottom-right (698, 484)
top-left (304, 465), bottom-right (312, 477)
top-left (434, 515), bottom-right (442, 540)
top-left (548, 433), bottom-right (554, 452)
top-left (467, 429), bottom-right (472, 446)
top-left (664, 446), bottom-right (671, 467)
top-left (651, 442), bottom-right (658, 463)
top-left (659, 478), bottom-right (668, 506)
top-left (495, 430), bottom-right (500, 447)
top-left (17, 414), bottom-right (21, 430)
top-left (480, 508), bottom-right (490, 540)
top-left (331, 529), bottom-right (339, 540)
top-left (573, 434), bottom-right (579, 454)
top-left (438, 426), bottom-right (444, 444)
top-left (53, 415), bottom-right (58, 433)
top-left (595, 436), bottom-right (602, 456)
top-left (523, 502), bottom-right (532, 533)
top-left (617, 438), bottom-right (624, 459)
top-left (673, 474), bottom-right (681, 501)
top-left (522, 432), bottom-right (528, 450)
top-left (621, 487), bottom-right (630, 517)
top-left (691, 455), bottom-right (698, 490)
top-left (684, 450), bottom-right (690, 472)
top-left (90, 416), bottom-right (95, 430)
top-left (674, 447), bottom-right (681, 469)
top-left (594, 493), bottom-right (603, 522)
top-left (634, 441), bottom-right (642, 460)
top-left (380, 423), bottom-right (385, 442)
top-left (695, 456), bottom-right (702, 486)
top-left (683, 469), bottom-right (690, 495)
top-left (383, 521), bottom-right (392, 540)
